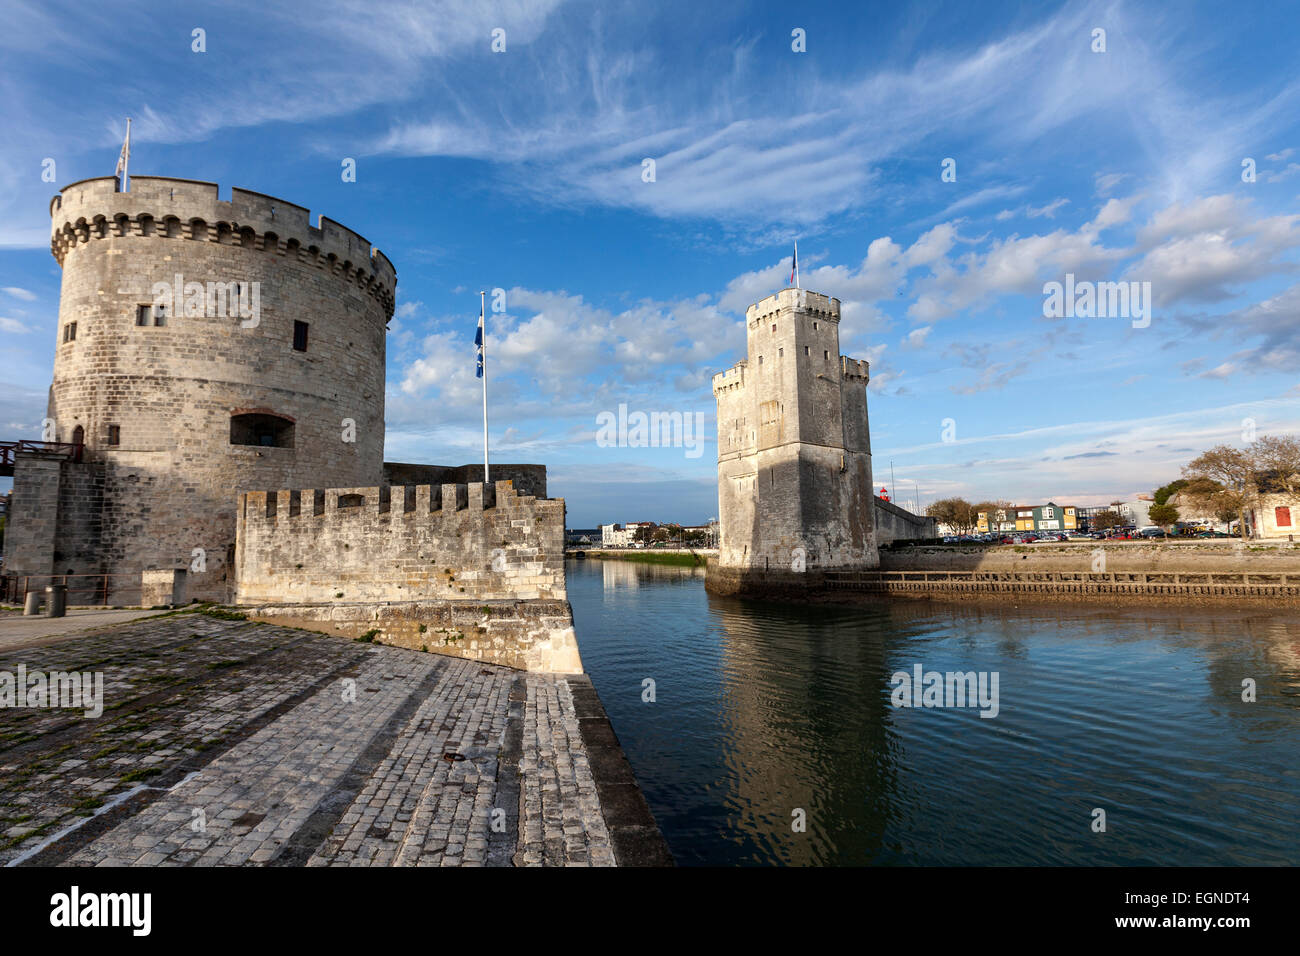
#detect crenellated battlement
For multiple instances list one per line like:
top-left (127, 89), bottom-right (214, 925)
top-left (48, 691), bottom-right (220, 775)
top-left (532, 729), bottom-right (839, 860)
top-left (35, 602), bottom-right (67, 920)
top-left (712, 361), bottom-right (747, 394)
top-left (49, 176), bottom-right (396, 319)
top-left (238, 480), bottom-right (560, 523)
top-left (234, 479), bottom-right (569, 607)
top-left (841, 356), bottom-right (870, 382)
top-left (746, 288), bottom-right (841, 326)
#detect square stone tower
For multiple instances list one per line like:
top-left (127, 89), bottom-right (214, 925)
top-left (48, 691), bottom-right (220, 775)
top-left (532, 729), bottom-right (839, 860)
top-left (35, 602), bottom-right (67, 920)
top-left (709, 288), bottom-right (878, 591)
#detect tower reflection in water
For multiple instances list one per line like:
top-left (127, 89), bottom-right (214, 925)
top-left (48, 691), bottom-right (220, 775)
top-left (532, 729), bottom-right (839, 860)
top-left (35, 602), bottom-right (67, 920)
top-left (567, 558), bottom-right (1300, 866)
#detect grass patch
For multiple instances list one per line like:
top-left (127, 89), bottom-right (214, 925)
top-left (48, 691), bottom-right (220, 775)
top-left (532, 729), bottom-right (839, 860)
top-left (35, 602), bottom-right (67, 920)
top-left (354, 629), bottom-right (381, 644)
top-left (200, 607), bottom-right (247, 621)
top-left (120, 767), bottom-right (161, 784)
top-left (585, 550), bottom-right (707, 567)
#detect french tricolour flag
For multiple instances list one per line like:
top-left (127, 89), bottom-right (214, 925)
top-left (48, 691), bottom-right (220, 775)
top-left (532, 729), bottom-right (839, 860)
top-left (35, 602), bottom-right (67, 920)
top-left (789, 241), bottom-right (798, 287)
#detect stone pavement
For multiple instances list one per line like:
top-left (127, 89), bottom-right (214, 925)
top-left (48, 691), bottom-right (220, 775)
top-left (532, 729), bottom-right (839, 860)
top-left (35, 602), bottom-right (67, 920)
top-left (0, 610), bottom-right (670, 867)
top-left (0, 608), bottom-right (173, 653)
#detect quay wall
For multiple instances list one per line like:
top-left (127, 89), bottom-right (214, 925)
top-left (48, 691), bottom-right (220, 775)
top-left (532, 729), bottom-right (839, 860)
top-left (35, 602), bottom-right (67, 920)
top-left (880, 543), bottom-right (1300, 574)
top-left (245, 598), bottom-right (583, 673)
top-left (821, 569), bottom-right (1300, 608)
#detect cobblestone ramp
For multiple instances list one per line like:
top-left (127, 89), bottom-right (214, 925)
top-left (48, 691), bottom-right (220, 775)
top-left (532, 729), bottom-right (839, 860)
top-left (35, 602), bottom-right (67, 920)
top-left (0, 614), bottom-right (635, 866)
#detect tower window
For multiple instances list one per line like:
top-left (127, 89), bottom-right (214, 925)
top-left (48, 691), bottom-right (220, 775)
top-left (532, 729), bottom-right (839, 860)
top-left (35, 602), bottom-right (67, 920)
top-left (771, 323), bottom-right (776, 332)
top-left (107, 424), bottom-right (120, 445)
top-left (230, 413), bottom-right (294, 448)
top-left (813, 322), bottom-right (818, 330)
top-left (778, 348), bottom-right (783, 357)
top-left (758, 355), bottom-right (763, 365)
top-left (824, 350), bottom-right (829, 360)
top-left (804, 346), bottom-right (809, 355)
top-left (63, 322), bottom-right (77, 342)
top-left (136, 305), bottom-right (152, 326)
top-left (293, 321), bottom-right (309, 352)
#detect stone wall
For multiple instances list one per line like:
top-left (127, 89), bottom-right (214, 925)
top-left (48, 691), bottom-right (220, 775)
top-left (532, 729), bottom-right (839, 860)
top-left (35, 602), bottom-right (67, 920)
top-left (874, 496), bottom-right (938, 546)
top-left (245, 599), bottom-right (583, 673)
top-left (33, 176), bottom-right (394, 602)
top-left (3, 454), bottom-right (62, 577)
top-left (822, 568), bottom-right (1300, 608)
top-left (880, 542), bottom-right (1300, 573)
top-left (234, 478), bottom-right (578, 671)
top-left (235, 480), bottom-right (565, 605)
top-left (712, 288), bottom-right (878, 582)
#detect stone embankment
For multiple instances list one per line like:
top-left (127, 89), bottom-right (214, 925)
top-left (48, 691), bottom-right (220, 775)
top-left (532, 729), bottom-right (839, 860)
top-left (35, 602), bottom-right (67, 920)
top-left (880, 540), bottom-right (1300, 574)
top-left (824, 542), bottom-right (1300, 606)
top-left (0, 610), bottom-right (671, 867)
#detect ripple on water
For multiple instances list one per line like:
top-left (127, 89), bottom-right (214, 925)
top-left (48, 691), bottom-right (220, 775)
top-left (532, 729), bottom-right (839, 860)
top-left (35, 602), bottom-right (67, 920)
top-left (565, 559), bottom-right (1300, 866)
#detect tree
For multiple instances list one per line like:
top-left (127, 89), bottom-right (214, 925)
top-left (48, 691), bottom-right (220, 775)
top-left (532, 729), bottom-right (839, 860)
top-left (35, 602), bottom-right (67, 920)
top-left (1092, 510), bottom-right (1123, 531)
top-left (632, 523), bottom-right (657, 545)
top-left (1181, 434), bottom-right (1300, 540)
top-left (1253, 435), bottom-right (1300, 495)
top-left (926, 498), bottom-right (979, 535)
top-left (1153, 479), bottom-right (1189, 507)
top-left (973, 500), bottom-right (1014, 531)
top-left (1183, 446), bottom-right (1251, 539)
top-left (1147, 502), bottom-right (1179, 531)
top-left (1177, 477), bottom-right (1238, 531)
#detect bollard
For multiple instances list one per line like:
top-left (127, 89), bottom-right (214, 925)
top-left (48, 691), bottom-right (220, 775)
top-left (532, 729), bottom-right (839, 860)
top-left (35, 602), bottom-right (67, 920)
top-left (23, 590), bottom-right (42, 616)
top-left (44, 584), bottom-right (67, 618)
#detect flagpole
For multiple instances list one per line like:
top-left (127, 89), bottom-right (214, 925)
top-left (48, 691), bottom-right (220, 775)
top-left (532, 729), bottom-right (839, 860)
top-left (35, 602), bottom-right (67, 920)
top-left (794, 240), bottom-right (799, 288)
top-left (480, 291), bottom-right (489, 485)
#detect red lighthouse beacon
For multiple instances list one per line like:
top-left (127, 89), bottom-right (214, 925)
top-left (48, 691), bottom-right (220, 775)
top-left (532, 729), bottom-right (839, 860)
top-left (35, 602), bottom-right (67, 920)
top-left (878, 486), bottom-right (890, 502)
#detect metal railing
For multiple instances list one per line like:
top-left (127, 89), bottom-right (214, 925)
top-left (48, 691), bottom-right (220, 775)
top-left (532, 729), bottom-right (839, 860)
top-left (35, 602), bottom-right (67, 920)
top-left (1, 573), bottom-right (142, 606)
top-left (0, 439), bottom-right (83, 475)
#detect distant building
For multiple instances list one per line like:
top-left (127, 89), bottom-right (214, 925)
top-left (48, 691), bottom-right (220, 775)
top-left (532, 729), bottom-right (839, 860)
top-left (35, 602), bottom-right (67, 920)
top-left (565, 528), bottom-right (601, 546)
top-left (1010, 502), bottom-right (1079, 532)
top-left (599, 522), bottom-right (650, 547)
top-left (976, 508), bottom-right (1015, 533)
top-left (1250, 494), bottom-right (1298, 538)
top-left (1116, 495), bottom-right (1155, 528)
top-left (1245, 474), bottom-right (1300, 538)
top-left (1075, 506), bottom-right (1116, 530)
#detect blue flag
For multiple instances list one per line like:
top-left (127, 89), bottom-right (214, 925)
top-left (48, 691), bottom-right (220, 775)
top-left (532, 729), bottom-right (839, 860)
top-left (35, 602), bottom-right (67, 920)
top-left (475, 312), bottom-right (484, 378)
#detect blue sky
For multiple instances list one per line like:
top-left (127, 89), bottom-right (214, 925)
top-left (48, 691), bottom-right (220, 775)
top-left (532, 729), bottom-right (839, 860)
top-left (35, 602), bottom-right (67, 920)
top-left (1, 0), bottom-right (1298, 527)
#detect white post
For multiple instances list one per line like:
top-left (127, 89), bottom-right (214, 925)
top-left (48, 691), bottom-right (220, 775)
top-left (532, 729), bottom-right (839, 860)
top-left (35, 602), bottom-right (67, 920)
top-left (480, 291), bottom-right (489, 485)
top-left (123, 117), bottom-right (130, 191)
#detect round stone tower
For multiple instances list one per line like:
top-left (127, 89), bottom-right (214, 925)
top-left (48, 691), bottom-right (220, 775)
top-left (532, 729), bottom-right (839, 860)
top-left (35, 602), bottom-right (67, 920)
top-left (46, 175), bottom-right (395, 601)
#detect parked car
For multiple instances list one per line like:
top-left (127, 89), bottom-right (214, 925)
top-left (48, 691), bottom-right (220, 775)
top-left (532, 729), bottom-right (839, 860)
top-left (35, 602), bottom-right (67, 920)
top-left (1196, 530), bottom-right (1230, 538)
top-left (1138, 527), bottom-right (1166, 538)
